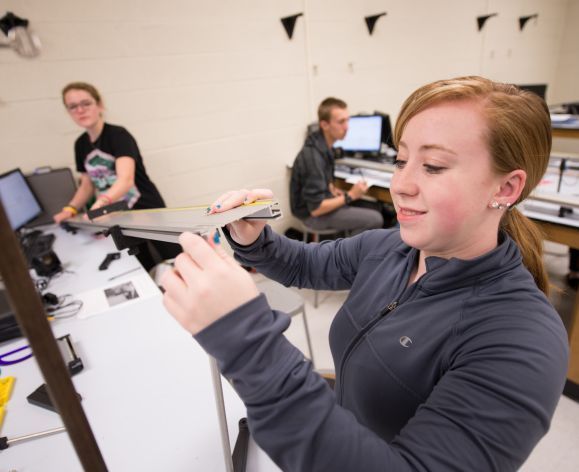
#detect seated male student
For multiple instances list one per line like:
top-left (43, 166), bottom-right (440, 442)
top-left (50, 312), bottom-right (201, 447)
top-left (290, 97), bottom-right (383, 235)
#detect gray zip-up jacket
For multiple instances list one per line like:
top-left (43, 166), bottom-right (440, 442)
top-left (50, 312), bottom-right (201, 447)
top-left (290, 130), bottom-right (335, 219)
top-left (195, 227), bottom-right (568, 471)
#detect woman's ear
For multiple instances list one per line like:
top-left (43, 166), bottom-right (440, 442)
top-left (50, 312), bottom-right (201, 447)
top-left (493, 169), bottom-right (527, 203)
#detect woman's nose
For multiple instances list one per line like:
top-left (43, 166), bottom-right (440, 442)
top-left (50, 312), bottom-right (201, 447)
top-left (391, 168), bottom-right (418, 197)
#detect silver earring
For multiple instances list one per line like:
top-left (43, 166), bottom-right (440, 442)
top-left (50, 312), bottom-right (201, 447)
top-left (489, 201), bottom-right (510, 210)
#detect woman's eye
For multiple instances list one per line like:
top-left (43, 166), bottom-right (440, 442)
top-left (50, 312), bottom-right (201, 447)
top-left (393, 159), bottom-right (406, 169)
top-left (424, 164), bottom-right (445, 174)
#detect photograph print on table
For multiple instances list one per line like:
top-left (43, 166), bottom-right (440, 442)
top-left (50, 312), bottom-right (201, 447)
top-left (104, 281), bottom-right (140, 307)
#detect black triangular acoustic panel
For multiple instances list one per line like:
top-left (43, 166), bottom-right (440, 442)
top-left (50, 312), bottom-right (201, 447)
top-left (281, 13), bottom-right (303, 40)
top-left (0, 11), bottom-right (29, 36)
top-left (365, 12), bottom-right (387, 35)
top-left (477, 13), bottom-right (498, 31)
top-left (519, 14), bottom-right (538, 31)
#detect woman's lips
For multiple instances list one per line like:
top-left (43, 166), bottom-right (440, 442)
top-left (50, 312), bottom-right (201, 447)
top-left (398, 207), bottom-right (426, 216)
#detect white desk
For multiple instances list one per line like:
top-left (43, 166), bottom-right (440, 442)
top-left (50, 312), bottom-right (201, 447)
top-left (1, 226), bottom-right (280, 471)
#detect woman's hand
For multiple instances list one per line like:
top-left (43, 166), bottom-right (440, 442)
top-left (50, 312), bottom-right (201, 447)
top-left (53, 208), bottom-right (74, 223)
top-left (89, 198), bottom-right (106, 211)
top-left (161, 231), bottom-right (260, 335)
top-left (208, 188), bottom-right (274, 246)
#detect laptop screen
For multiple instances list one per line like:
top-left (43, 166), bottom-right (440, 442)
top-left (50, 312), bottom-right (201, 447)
top-left (0, 168), bottom-right (43, 231)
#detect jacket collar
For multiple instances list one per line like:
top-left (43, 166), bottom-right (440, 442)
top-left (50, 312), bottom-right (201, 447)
top-left (306, 130), bottom-right (334, 162)
top-left (410, 232), bottom-right (524, 292)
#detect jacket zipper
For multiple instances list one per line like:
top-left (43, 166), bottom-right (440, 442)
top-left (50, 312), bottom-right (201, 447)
top-left (338, 300), bottom-right (399, 401)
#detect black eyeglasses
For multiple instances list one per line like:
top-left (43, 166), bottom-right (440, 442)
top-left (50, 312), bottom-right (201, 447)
top-left (66, 100), bottom-right (95, 112)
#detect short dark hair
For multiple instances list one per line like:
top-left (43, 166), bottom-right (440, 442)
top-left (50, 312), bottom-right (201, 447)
top-left (318, 97), bottom-right (347, 123)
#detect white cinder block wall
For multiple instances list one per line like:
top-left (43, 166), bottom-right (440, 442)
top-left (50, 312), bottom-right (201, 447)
top-left (0, 0), bottom-right (577, 232)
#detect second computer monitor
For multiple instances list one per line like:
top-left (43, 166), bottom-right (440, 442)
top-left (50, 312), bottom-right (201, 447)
top-left (516, 84), bottom-right (547, 101)
top-left (334, 115), bottom-right (383, 154)
top-left (0, 168), bottom-right (43, 231)
top-left (374, 111), bottom-right (395, 150)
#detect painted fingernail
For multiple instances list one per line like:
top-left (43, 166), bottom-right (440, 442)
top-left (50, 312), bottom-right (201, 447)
top-left (216, 204), bottom-right (221, 209)
top-left (213, 230), bottom-right (221, 244)
top-left (205, 207), bottom-right (211, 213)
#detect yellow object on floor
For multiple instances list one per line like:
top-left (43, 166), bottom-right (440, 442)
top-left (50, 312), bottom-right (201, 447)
top-left (0, 376), bottom-right (15, 429)
top-left (0, 376), bottom-right (15, 405)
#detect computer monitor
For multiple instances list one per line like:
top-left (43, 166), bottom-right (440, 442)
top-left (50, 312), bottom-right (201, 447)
top-left (374, 111), bottom-right (395, 149)
top-left (334, 115), bottom-right (383, 154)
top-left (516, 84), bottom-right (547, 100)
top-left (0, 168), bottom-right (43, 231)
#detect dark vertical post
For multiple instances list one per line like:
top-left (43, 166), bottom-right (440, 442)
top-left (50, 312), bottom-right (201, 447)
top-left (0, 201), bottom-right (107, 471)
top-left (557, 158), bottom-right (567, 193)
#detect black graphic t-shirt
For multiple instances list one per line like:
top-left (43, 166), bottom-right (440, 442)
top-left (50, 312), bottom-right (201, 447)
top-left (74, 123), bottom-right (165, 210)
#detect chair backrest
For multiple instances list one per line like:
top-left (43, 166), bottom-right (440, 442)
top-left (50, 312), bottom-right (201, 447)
top-left (25, 168), bottom-right (77, 226)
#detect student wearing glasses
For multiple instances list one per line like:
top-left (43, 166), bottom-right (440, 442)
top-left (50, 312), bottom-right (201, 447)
top-left (54, 82), bottom-right (178, 268)
top-left (161, 76), bottom-right (568, 471)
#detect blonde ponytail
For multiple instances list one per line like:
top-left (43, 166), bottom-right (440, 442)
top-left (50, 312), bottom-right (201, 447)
top-left (501, 209), bottom-right (549, 295)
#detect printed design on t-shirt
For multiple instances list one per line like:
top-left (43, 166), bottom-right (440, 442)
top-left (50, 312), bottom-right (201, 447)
top-left (85, 149), bottom-right (141, 208)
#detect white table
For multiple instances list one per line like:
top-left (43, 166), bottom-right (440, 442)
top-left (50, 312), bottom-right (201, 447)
top-left (1, 225), bottom-right (280, 471)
